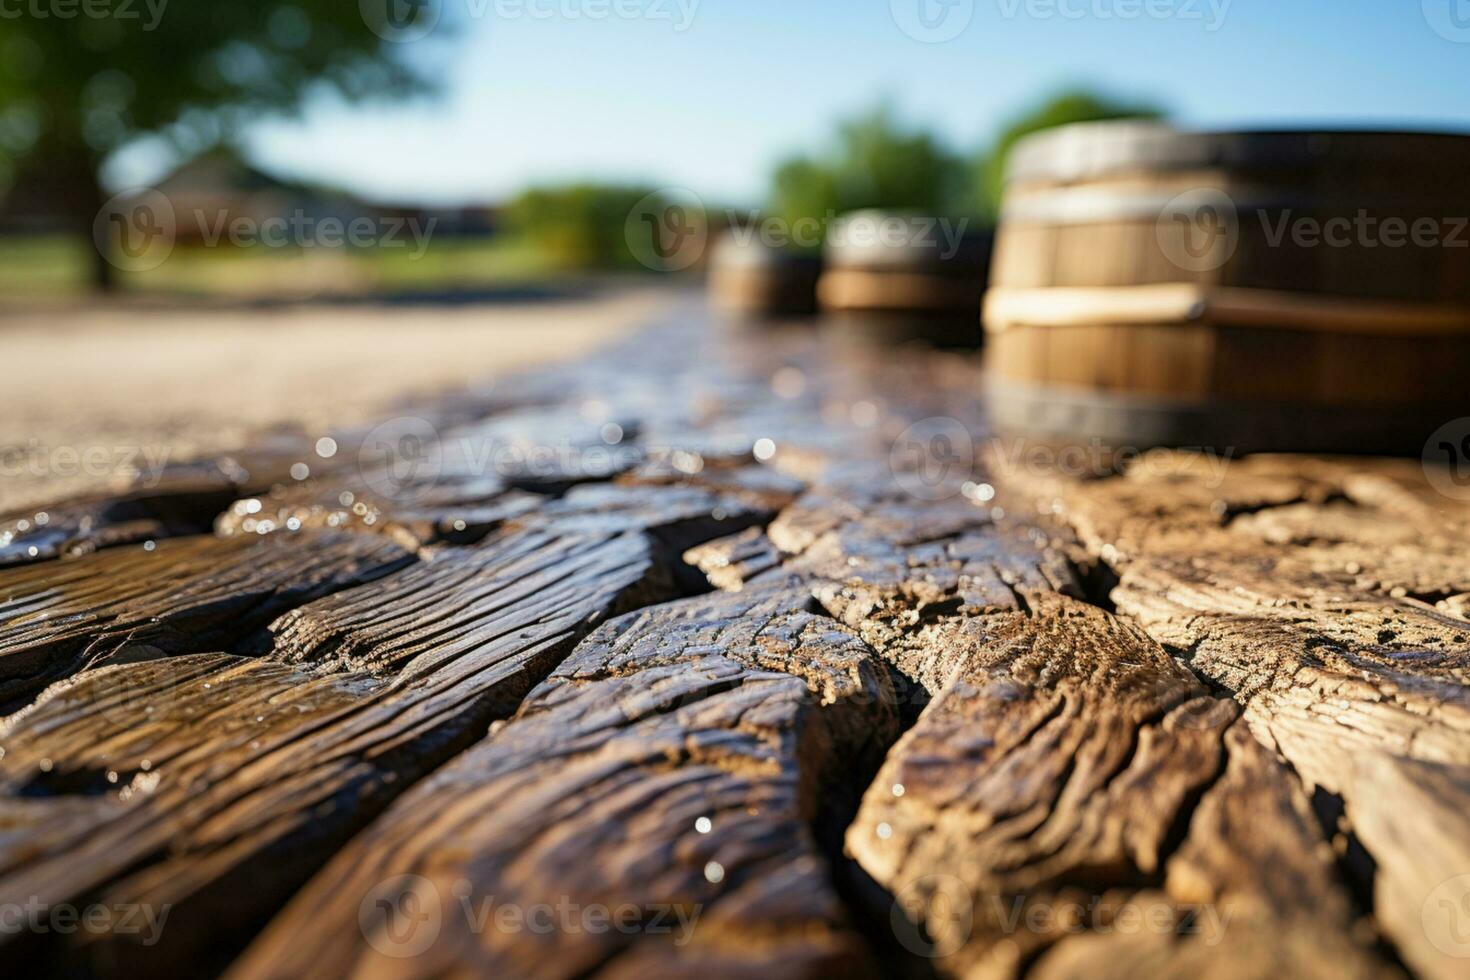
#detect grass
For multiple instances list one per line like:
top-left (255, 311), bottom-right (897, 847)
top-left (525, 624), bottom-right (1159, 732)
top-left (0, 236), bottom-right (95, 296)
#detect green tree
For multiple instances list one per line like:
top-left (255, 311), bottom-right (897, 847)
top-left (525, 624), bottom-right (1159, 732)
top-left (767, 104), bottom-right (969, 235)
top-left (0, 2), bottom-right (439, 288)
top-left (977, 89), bottom-right (1164, 217)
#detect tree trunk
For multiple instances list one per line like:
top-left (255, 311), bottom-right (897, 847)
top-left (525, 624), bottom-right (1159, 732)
top-left (90, 208), bottom-right (117, 293)
top-left (77, 163), bottom-right (115, 293)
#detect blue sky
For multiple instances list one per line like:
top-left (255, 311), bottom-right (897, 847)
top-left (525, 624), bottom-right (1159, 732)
top-left (145, 1), bottom-right (1470, 205)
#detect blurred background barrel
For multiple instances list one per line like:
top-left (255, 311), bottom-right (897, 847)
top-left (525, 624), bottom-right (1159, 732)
top-left (708, 232), bottom-right (822, 319)
top-left (819, 210), bottom-right (992, 349)
top-left (985, 122), bottom-right (1470, 453)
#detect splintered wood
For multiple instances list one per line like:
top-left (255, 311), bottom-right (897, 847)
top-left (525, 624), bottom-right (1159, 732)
top-left (1, 310), bottom-right (1466, 979)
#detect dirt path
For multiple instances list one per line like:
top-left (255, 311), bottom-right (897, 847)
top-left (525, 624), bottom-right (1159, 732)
top-left (0, 286), bottom-right (678, 512)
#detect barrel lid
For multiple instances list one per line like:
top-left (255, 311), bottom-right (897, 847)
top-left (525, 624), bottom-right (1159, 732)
top-left (1007, 122), bottom-right (1470, 184)
top-left (824, 210), bottom-right (991, 270)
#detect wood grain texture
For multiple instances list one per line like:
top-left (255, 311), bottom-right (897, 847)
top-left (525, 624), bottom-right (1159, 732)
top-left (0, 531), bottom-right (413, 707)
top-left (0, 527), bottom-right (675, 974)
top-left (749, 449), bottom-right (1394, 977)
top-left (1, 307), bottom-right (1463, 980)
top-left (234, 584), bottom-right (899, 979)
top-left (0, 445), bottom-right (312, 566)
top-left (1009, 452), bottom-right (1470, 978)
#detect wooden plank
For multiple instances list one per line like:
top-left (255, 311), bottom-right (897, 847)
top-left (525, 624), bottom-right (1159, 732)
top-left (0, 445), bottom-right (312, 566)
top-left (215, 475), bottom-right (544, 550)
top-left (0, 527), bottom-right (676, 974)
top-left (1010, 452), bottom-right (1470, 978)
top-left (683, 527), bottom-right (784, 592)
top-left (756, 457), bottom-right (1393, 976)
top-left (3, 306), bottom-right (1461, 979)
top-left (233, 584), bottom-right (899, 978)
top-left (1024, 723), bottom-right (1389, 979)
top-left (0, 532), bottom-right (413, 707)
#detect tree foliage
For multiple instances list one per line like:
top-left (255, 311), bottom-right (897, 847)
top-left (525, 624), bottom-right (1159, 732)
top-left (0, 1), bottom-right (437, 283)
top-left (767, 104), bottom-right (970, 235)
top-left (502, 184), bottom-right (659, 270)
top-left (977, 89), bottom-right (1163, 216)
top-left (765, 91), bottom-right (1165, 232)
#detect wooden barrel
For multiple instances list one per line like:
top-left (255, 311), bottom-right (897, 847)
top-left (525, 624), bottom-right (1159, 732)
top-left (708, 232), bottom-right (822, 318)
top-left (819, 210), bottom-right (992, 348)
top-left (985, 123), bottom-right (1470, 453)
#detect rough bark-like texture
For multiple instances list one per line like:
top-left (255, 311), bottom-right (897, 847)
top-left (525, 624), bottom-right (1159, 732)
top-left (1007, 452), bottom-right (1470, 979)
top-left (0, 531), bottom-right (413, 706)
top-left (213, 475), bottom-right (544, 551)
top-left (0, 528), bottom-right (673, 974)
top-left (1, 311), bottom-right (1462, 980)
top-left (0, 442), bottom-right (318, 566)
top-left (736, 446), bottom-right (1395, 977)
top-left (684, 527), bottom-right (785, 592)
top-left (234, 585), bottom-right (898, 979)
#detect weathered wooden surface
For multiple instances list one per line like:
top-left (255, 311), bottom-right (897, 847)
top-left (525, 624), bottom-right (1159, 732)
top-left (236, 584), bottom-right (898, 978)
top-left (0, 528), bottom-right (673, 974)
top-left (0, 531), bottom-right (412, 707)
top-left (0, 306), bottom-right (1465, 979)
top-left (1004, 452), bottom-right (1470, 979)
top-left (0, 441), bottom-right (318, 566)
